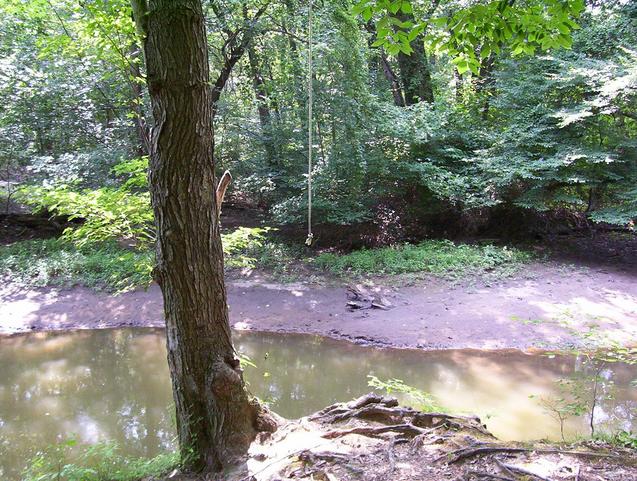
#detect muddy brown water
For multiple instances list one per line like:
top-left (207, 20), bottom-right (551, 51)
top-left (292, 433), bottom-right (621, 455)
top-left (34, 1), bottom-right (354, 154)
top-left (0, 328), bottom-right (635, 479)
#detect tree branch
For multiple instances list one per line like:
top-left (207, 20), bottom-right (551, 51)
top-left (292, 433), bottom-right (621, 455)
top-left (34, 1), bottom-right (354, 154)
top-left (210, 1), bottom-right (271, 116)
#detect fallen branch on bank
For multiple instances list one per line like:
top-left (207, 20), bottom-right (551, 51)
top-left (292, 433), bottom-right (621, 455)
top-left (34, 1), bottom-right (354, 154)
top-left (467, 471), bottom-right (517, 481)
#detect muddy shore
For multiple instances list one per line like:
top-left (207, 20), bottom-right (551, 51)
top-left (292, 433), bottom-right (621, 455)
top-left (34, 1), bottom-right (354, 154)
top-left (2, 261), bottom-right (636, 350)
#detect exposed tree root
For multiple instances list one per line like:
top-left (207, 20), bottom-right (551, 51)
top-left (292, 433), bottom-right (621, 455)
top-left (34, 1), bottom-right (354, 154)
top-left (439, 442), bottom-right (623, 465)
top-left (323, 422), bottom-right (439, 439)
top-left (211, 394), bottom-right (637, 481)
top-left (312, 393), bottom-right (492, 437)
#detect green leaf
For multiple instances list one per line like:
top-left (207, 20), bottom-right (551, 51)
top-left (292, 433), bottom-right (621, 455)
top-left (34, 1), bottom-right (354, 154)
top-left (429, 17), bottom-right (448, 27)
top-left (456, 61), bottom-right (470, 74)
top-left (400, 1), bottom-right (412, 14)
top-left (388, 1), bottom-right (401, 14)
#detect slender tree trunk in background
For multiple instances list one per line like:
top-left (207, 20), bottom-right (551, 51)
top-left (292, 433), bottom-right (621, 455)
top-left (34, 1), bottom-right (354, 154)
top-left (132, 0), bottom-right (262, 471)
top-left (247, 45), bottom-right (277, 165)
top-left (397, 44), bottom-right (434, 104)
top-left (476, 52), bottom-right (496, 120)
top-left (282, 0), bottom-right (308, 114)
top-left (454, 68), bottom-right (463, 102)
top-left (395, 13), bottom-right (434, 105)
top-left (316, 116), bottom-right (327, 163)
top-left (365, 22), bottom-right (405, 107)
top-left (266, 64), bottom-right (281, 121)
top-left (248, 46), bottom-right (272, 129)
top-left (381, 51), bottom-right (406, 107)
top-left (128, 43), bottom-right (150, 156)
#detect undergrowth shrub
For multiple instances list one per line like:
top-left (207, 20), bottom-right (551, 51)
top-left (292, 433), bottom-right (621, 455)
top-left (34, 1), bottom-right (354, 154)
top-left (18, 185), bottom-right (154, 247)
top-left (314, 240), bottom-right (532, 277)
top-left (17, 157), bottom-right (154, 248)
top-left (0, 228), bottom-right (282, 291)
top-left (23, 439), bottom-right (178, 481)
top-left (0, 238), bottom-right (153, 291)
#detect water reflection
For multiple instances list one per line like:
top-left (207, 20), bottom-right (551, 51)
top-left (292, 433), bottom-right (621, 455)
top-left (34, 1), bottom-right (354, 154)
top-left (0, 330), bottom-right (175, 480)
top-left (0, 328), bottom-right (635, 480)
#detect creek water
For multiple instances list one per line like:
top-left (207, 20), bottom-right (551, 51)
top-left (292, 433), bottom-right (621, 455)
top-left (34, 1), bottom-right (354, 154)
top-left (0, 328), bottom-right (635, 479)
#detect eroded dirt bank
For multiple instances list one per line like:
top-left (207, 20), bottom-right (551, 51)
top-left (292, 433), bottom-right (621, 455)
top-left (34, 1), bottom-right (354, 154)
top-left (2, 262), bottom-right (636, 350)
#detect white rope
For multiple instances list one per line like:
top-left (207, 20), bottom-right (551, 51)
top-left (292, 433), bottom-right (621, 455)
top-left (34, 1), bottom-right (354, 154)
top-left (305, 0), bottom-right (314, 246)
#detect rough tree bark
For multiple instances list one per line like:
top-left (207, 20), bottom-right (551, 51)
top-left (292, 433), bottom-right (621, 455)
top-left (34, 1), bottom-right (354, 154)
top-left (132, 0), bottom-right (267, 472)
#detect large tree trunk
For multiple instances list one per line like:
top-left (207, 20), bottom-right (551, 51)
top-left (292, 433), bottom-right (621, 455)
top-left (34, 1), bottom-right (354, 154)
top-left (134, 0), bottom-right (260, 472)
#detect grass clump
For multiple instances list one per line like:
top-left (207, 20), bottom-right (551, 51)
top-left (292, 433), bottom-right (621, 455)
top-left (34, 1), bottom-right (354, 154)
top-left (314, 239), bottom-right (532, 278)
top-left (23, 439), bottom-right (178, 481)
top-left (0, 238), bottom-right (153, 292)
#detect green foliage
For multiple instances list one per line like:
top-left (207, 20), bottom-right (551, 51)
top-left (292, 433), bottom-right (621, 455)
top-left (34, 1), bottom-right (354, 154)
top-left (223, 227), bottom-right (273, 269)
top-left (367, 375), bottom-right (442, 412)
top-left (23, 439), bottom-right (178, 481)
top-left (237, 352), bottom-right (257, 369)
top-left (535, 327), bottom-right (637, 441)
top-left (353, 0), bottom-right (585, 68)
top-left (18, 184), bottom-right (154, 247)
top-left (17, 157), bottom-right (154, 247)
top-left (315, 240), bottom-right (532, 277)
top-left (534, 380), bottom-right (589, 441)
top-left (2, 0), bottom-right (636, 241)
top-left (0, 0), bottom-right (140, 190)
top-left (606, 430), bottom-right (637, 450)
top-left (223, 227), bottom-right (309, 278)
top-left (0, 238), bottom-right (153, 292)
top-left (112, 156), bottom-right (149, 189)
top-left (0, 228), bottom-right (292, 291)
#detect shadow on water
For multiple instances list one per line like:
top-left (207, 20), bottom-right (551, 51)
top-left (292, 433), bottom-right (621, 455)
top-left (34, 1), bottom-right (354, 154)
top-left (0, 328), bottom-right (635, 479)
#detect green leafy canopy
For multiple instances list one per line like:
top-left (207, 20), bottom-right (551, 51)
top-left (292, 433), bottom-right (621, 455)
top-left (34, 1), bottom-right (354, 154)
top-left (353, 0), bottom-right (585, 73)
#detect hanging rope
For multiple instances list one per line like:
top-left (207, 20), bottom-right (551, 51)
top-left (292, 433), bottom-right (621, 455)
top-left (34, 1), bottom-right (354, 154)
top-left (305, 0), bottom-right (314, 246)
